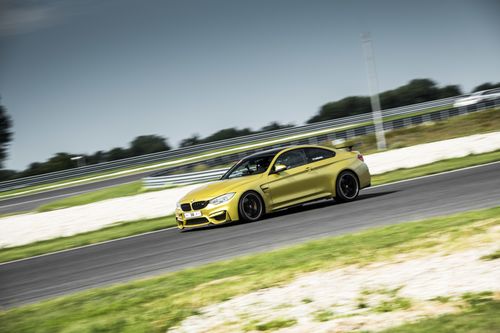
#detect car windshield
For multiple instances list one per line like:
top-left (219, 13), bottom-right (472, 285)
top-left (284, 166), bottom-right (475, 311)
top-left (222, 154), bottom-right (276, 179)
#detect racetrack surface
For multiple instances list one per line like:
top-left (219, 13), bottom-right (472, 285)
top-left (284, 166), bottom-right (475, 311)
top-left (1, 163), bottom-right (499, 308)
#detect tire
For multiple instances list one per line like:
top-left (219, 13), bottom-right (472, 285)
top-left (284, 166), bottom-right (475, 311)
top-left (238, 191), bottom-right (264, 222)
top-left (335, 170), bottom-right (360, 202)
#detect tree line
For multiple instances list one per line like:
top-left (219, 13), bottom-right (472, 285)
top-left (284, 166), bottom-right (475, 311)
top-left (0, 79), bottom-right (499, 181)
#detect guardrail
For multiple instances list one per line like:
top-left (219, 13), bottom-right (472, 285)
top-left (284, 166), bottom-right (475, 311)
top-left (143, 168), bottom-right (229, 188)
top-left (2, 94), bottom-right (496, 192)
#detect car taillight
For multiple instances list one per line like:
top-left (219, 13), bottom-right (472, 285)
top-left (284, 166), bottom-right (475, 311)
top-left (357, 154), bottom-right (364, 162)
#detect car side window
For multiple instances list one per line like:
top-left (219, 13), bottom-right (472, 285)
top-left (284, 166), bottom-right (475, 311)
top-left (304, 148), bottom-right (335, 163)
top-left (274, 149), bottom-right (307, 170)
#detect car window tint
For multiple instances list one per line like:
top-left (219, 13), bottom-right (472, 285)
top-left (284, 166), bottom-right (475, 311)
top-left (224, 155), bottom-right (275, 179)
top-left (304, 148), bottom-right (335, 163)
top-left (275, 149), bottom-right (307, 169)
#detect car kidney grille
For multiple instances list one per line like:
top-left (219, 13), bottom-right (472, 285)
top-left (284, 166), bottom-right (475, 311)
top-left (181, 203), bottom-right (191, 212)
top-left (192, 201), bottom-right (209, 210)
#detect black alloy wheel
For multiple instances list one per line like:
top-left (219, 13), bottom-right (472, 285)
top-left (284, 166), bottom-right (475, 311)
top-left (238, 192), bottom-right (264, 222)
top-left (335, 171), bottom-right (360, 202)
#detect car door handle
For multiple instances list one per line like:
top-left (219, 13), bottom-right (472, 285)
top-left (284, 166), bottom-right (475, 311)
top-left (305, 166), bottom-right (311, 172)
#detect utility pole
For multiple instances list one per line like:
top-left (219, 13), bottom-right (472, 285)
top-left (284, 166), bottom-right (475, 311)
top-left (361, 32), bottom-right (386, 150)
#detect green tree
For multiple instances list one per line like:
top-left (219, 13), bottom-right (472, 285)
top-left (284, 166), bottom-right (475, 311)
top-left (259, 122), bottom-right (294, 132)
top-left (202, 128), bottom-right (253, 142)
top-left (308, 79), bottom-right (462, 123)
top-left (472, 82), bottom-right (500, 92)
top-left (0, 100), bottom-right (13, 168)
top-left (107, 147), bottom-right (130, 161)
top-left (438, 85), bottom-right (462, 98)
top-left (307, 96), bottom-right (370, 123)
top-left (20, 153), bottom-right (73, 177)
top-left (0, 169), bottom-right (17, 181)
top-left (129, 135), bottom-right (170, 156)
top-left (179, 134), bottom-right (201, 148)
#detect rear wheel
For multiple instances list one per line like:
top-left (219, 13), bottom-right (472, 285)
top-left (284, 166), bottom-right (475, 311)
top-left (238, 191), bottom-right (264, 222)
top-left (335, 171), bottom-right (360, 202)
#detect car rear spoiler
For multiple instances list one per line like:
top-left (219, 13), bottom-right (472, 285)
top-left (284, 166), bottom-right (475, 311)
top-left (334, 143), bottom-right (361, 152)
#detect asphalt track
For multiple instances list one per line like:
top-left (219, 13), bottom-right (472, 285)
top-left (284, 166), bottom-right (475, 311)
top-left (1, 163), bottom-right (500, 308)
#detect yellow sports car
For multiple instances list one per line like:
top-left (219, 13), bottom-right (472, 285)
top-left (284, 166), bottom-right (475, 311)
top-left (175, 145), bottom-right (370, 229)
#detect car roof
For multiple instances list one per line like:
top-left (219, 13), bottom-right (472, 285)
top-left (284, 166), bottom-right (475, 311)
top-left (243, 145), bottom-right (334, 159)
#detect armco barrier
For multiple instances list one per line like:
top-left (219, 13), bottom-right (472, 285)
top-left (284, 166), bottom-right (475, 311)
top-left (143, 168), bottom-right (229, 188)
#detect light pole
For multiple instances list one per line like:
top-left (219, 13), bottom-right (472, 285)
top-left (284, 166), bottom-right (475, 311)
top-left (361, 32), bottom-right (386, 150)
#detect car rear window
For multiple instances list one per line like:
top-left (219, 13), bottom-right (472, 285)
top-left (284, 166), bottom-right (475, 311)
top-left (304, 148), bottom-right (335, 162)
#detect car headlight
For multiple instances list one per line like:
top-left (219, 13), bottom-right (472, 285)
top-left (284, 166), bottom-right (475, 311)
top-left (209, 192), bottom-right (235, 206)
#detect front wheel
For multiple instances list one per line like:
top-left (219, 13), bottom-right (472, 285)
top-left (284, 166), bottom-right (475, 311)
top-left (335, 171), bottom-right (360, 202)
top-left (238, 191), bottom-right (264, 222)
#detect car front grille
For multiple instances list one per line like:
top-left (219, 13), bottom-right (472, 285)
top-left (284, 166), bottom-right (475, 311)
top-left (180, 203), bottom-right (191, 212)
top-left (185, 217), bottom-right (209, 226)
top-left (192, 201), bottom-right (209, 210)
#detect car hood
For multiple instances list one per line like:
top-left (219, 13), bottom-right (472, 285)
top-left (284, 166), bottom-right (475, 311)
top-left (179, 174), bottom-right (263, 202)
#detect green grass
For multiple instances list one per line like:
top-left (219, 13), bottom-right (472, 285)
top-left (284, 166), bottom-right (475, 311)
top-left (373, 297), bottom-right (412, 313)
top-left (377, 298), bottom-right (500, 333)
top-left (371, 149), bottom-right (500, 186)
top-left (313, 309), bottom-right (335, 322)
top-left (244, 318), bottom-right (298, 331)
top-left (0, 206), bottom-right (498, 333)
top-left (36, 181), bottom-right (169, 212)
top-left (481, 249), bottom-right (500, 261)
top-left (0, 216), bottom-right (176, 263)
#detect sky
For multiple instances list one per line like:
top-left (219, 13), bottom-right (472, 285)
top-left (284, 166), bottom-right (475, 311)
top-left (0, 0), bottom-right (499, 171)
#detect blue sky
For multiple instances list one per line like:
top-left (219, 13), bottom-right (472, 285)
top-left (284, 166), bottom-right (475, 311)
top-left (1, 0), bottom-right (499, 170)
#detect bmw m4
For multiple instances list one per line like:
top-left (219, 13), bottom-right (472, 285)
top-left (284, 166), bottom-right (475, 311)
top-left (175, 145), bottom-right (370, 229)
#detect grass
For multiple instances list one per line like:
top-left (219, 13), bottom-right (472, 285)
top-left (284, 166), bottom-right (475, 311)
top-left (244, 318), bottom-right (297, 331)
top-left (377, 298), bottom-right (499, 333)
top-left (313, 309), bottom-right (335, 322)
top-left (1, 148), bottom-right (499, 264)
top-left (36, 181), bottom-right (170, 212)
top-left (0, 216), bottom-right (177, 263)
top-left (481, 249), bottom-right (500, 261)
top-left (372, 297), bottom-right (412, 313)
top-left (0, 206), bottom-right (499, 333)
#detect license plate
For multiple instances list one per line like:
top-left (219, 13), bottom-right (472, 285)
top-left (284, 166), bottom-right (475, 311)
top-left (184, 211), bottom-right (202, 219)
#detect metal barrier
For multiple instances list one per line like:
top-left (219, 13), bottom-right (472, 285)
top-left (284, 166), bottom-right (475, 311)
top-left (143, 168), bottom-right (229, 188)
top-left (2, 94), bottom-right (497, 192)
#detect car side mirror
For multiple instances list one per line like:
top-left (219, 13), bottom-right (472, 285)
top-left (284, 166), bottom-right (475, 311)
top-left (273, 164), bottom-right (287, 174)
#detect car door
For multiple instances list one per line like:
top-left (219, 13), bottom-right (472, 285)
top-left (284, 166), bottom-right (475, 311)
top-left (262, 149), bottom-right (315, 208)
top-left (303, 147), bottom-right (338, 195)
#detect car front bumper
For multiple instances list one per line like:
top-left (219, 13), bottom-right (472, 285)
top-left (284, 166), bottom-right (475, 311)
top-left (175, 201), bottom-right (239, 229)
